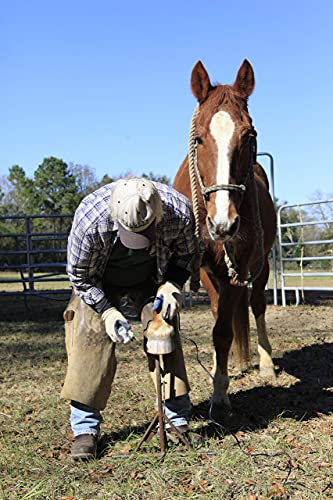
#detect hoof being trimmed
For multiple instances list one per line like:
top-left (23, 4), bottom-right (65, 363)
top-left (146, 312), bottom-right (176, 355)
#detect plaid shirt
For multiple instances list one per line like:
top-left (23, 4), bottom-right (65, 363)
top-left (67, 181), bottom-right (202, 308)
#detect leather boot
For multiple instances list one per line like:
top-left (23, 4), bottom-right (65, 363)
top-left (71, 434), bottom-right (98, 461)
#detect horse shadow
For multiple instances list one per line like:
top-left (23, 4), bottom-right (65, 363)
top-left (192, 341), bottom-right (333, 437)
top-left (97, 342), bottom-right (333, 456)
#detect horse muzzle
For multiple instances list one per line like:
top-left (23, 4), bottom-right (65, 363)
top-left (206, 215), bottom-right (240, 242)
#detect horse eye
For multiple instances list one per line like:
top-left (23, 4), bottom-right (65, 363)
top-left (195, 136), bottom-right (203, 145)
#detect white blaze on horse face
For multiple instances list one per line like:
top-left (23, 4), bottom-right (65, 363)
top-left (209, 110), bottom-right (235, 234)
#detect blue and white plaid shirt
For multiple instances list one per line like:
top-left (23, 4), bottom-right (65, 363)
top-left (67, 181), bottom-right (202, 308)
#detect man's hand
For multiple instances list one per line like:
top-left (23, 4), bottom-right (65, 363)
top-left (102, 307), bottom-right (134, 344)
top-left (153, 281), bottom-right (182, 321)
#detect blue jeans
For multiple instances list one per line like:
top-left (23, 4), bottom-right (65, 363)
top-left (71, 394), bottom-right (192, 437)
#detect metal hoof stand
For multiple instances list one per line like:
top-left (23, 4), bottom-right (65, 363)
top-left (135, 356), bottom-right (191, 457)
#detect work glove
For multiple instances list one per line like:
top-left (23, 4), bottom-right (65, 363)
top-left (153, 281), bottom-right (182, 321)
top-left (101, 307), bottom-right (134, 344)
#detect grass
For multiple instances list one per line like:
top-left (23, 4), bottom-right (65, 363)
top-left (0, 298), bottom-right (333, 499)
top-left (1, 270), bottom-right (332, 295)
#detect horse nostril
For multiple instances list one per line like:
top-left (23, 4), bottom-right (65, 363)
top-left (228, 216), bottom-right (239, 235)
top-left (207, 215), bottom-right (214, 229)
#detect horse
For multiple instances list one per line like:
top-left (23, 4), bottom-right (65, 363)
top-left (173, 59), bottom-right (277, 415)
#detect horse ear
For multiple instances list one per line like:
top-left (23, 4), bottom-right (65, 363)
top-left (233, 59), bottom-right (255, 97)
top-left (191, 60), bottom-right (212, 103)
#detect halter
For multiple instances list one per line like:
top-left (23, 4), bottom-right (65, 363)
top-left (188, 104), bottom-right (264, 286)
top-left (189, 105), bottom-right (257, 204)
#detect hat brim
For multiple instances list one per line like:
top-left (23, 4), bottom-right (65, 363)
top-left (118, 223), bottom-right (156, 249)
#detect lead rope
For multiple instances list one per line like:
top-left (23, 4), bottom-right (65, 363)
top-left (188, 104), bottom-right (201, 238)
top-left (188, 104), bottom-right (202, 292)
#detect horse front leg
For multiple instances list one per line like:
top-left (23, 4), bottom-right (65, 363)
top-left (250, 258), bottom-right (276, 379)
top-left (200, 268), bottom-right (218, 319)
top-left (210, 287), bottom-right (239, 415)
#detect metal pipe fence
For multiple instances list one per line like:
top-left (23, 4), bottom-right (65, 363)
top-left (277, 199), bottom-right (333, 306)
top-left (0, 214), bottom-right (72, 299)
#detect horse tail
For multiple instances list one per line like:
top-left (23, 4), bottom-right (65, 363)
top-left (232, 287), bottom-right (250, 370)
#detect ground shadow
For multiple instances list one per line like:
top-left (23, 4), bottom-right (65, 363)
top-left (192, 342), bottom-right (333, 437)
top-left (0, 295), bottom-right (67, 323)
top-left (97, 343), bottom-right (333, 454)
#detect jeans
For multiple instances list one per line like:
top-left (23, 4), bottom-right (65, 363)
top-left (70, 394), bottom-right (192, 437)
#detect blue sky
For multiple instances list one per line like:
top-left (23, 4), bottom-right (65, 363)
top-left (1, 0), bottom-right (333, 205)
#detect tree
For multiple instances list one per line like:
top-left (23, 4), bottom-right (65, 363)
top-left (7, 165), bottom-right (35, 215)
top-left (33, 157), bottom-right (80, 215)
top-left (142, 171), bottom-right (170, 185)
top-left (95, 173), bottom-right (115, 189)
top-left (69, 163), bottom-right (100, 199)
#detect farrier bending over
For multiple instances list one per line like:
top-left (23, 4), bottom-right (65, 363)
top-left (61, 177), bottom-right (202, 460)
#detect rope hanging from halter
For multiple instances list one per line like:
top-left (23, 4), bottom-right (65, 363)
top-left (188, 104), bottom-right (201, 238)
top-left (187, 105), bottom-right (201, 292)
top-left (188, 104), bottom-right (265, 287)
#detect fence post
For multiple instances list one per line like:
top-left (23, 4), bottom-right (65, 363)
top-left (25, 216), bottom-right (35, 292)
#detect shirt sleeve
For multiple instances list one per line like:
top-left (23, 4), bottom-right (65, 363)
top-left (66, 208), bottom-right (111, 310)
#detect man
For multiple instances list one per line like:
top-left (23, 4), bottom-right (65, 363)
top-left (61, 177), bottom-right (202, 460)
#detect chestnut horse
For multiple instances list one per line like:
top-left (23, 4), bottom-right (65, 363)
top-left (173, 60), bottom-right (277, 414)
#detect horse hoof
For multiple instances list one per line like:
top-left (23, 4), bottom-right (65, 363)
top-left (209, 402), bottom-right (233, 423)
top-left (260, 366), bottom-right (276, 380)
top-left (146, 315), bottom-right (176, 354)
top-left (146, 337), bottom-right (176, 355)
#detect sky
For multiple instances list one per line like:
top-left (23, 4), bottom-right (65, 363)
top-left (1, 0), bottom-right (333, 205)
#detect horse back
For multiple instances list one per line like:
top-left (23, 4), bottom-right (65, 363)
top-left (254, 162), bottom-right (269, 191)
top-left (254, 164), bottom-right (277, 251)
top-left (173, 157), bottom-right (191, 201)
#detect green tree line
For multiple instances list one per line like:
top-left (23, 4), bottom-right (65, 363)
top-left (0, 157), bottom-right (170, 269)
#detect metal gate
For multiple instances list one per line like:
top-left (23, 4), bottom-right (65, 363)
top-left (277, 198), bottom-right (333, 306)
top-left (0, 214), bottom-right (72, 298)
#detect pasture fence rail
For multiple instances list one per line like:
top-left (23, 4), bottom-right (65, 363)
top-left (0, 214), bottom-right (72, 299)
top-left (277, 198), bottom-right (333, 306)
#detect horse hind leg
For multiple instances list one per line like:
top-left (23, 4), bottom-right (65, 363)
top-left (250, 258), bottom-right (276, 379)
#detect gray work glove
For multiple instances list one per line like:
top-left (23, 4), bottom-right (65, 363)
top-left (102, 307), bottom-right (134, 344)
top-left (153, 281), bottom-right (182, 321)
